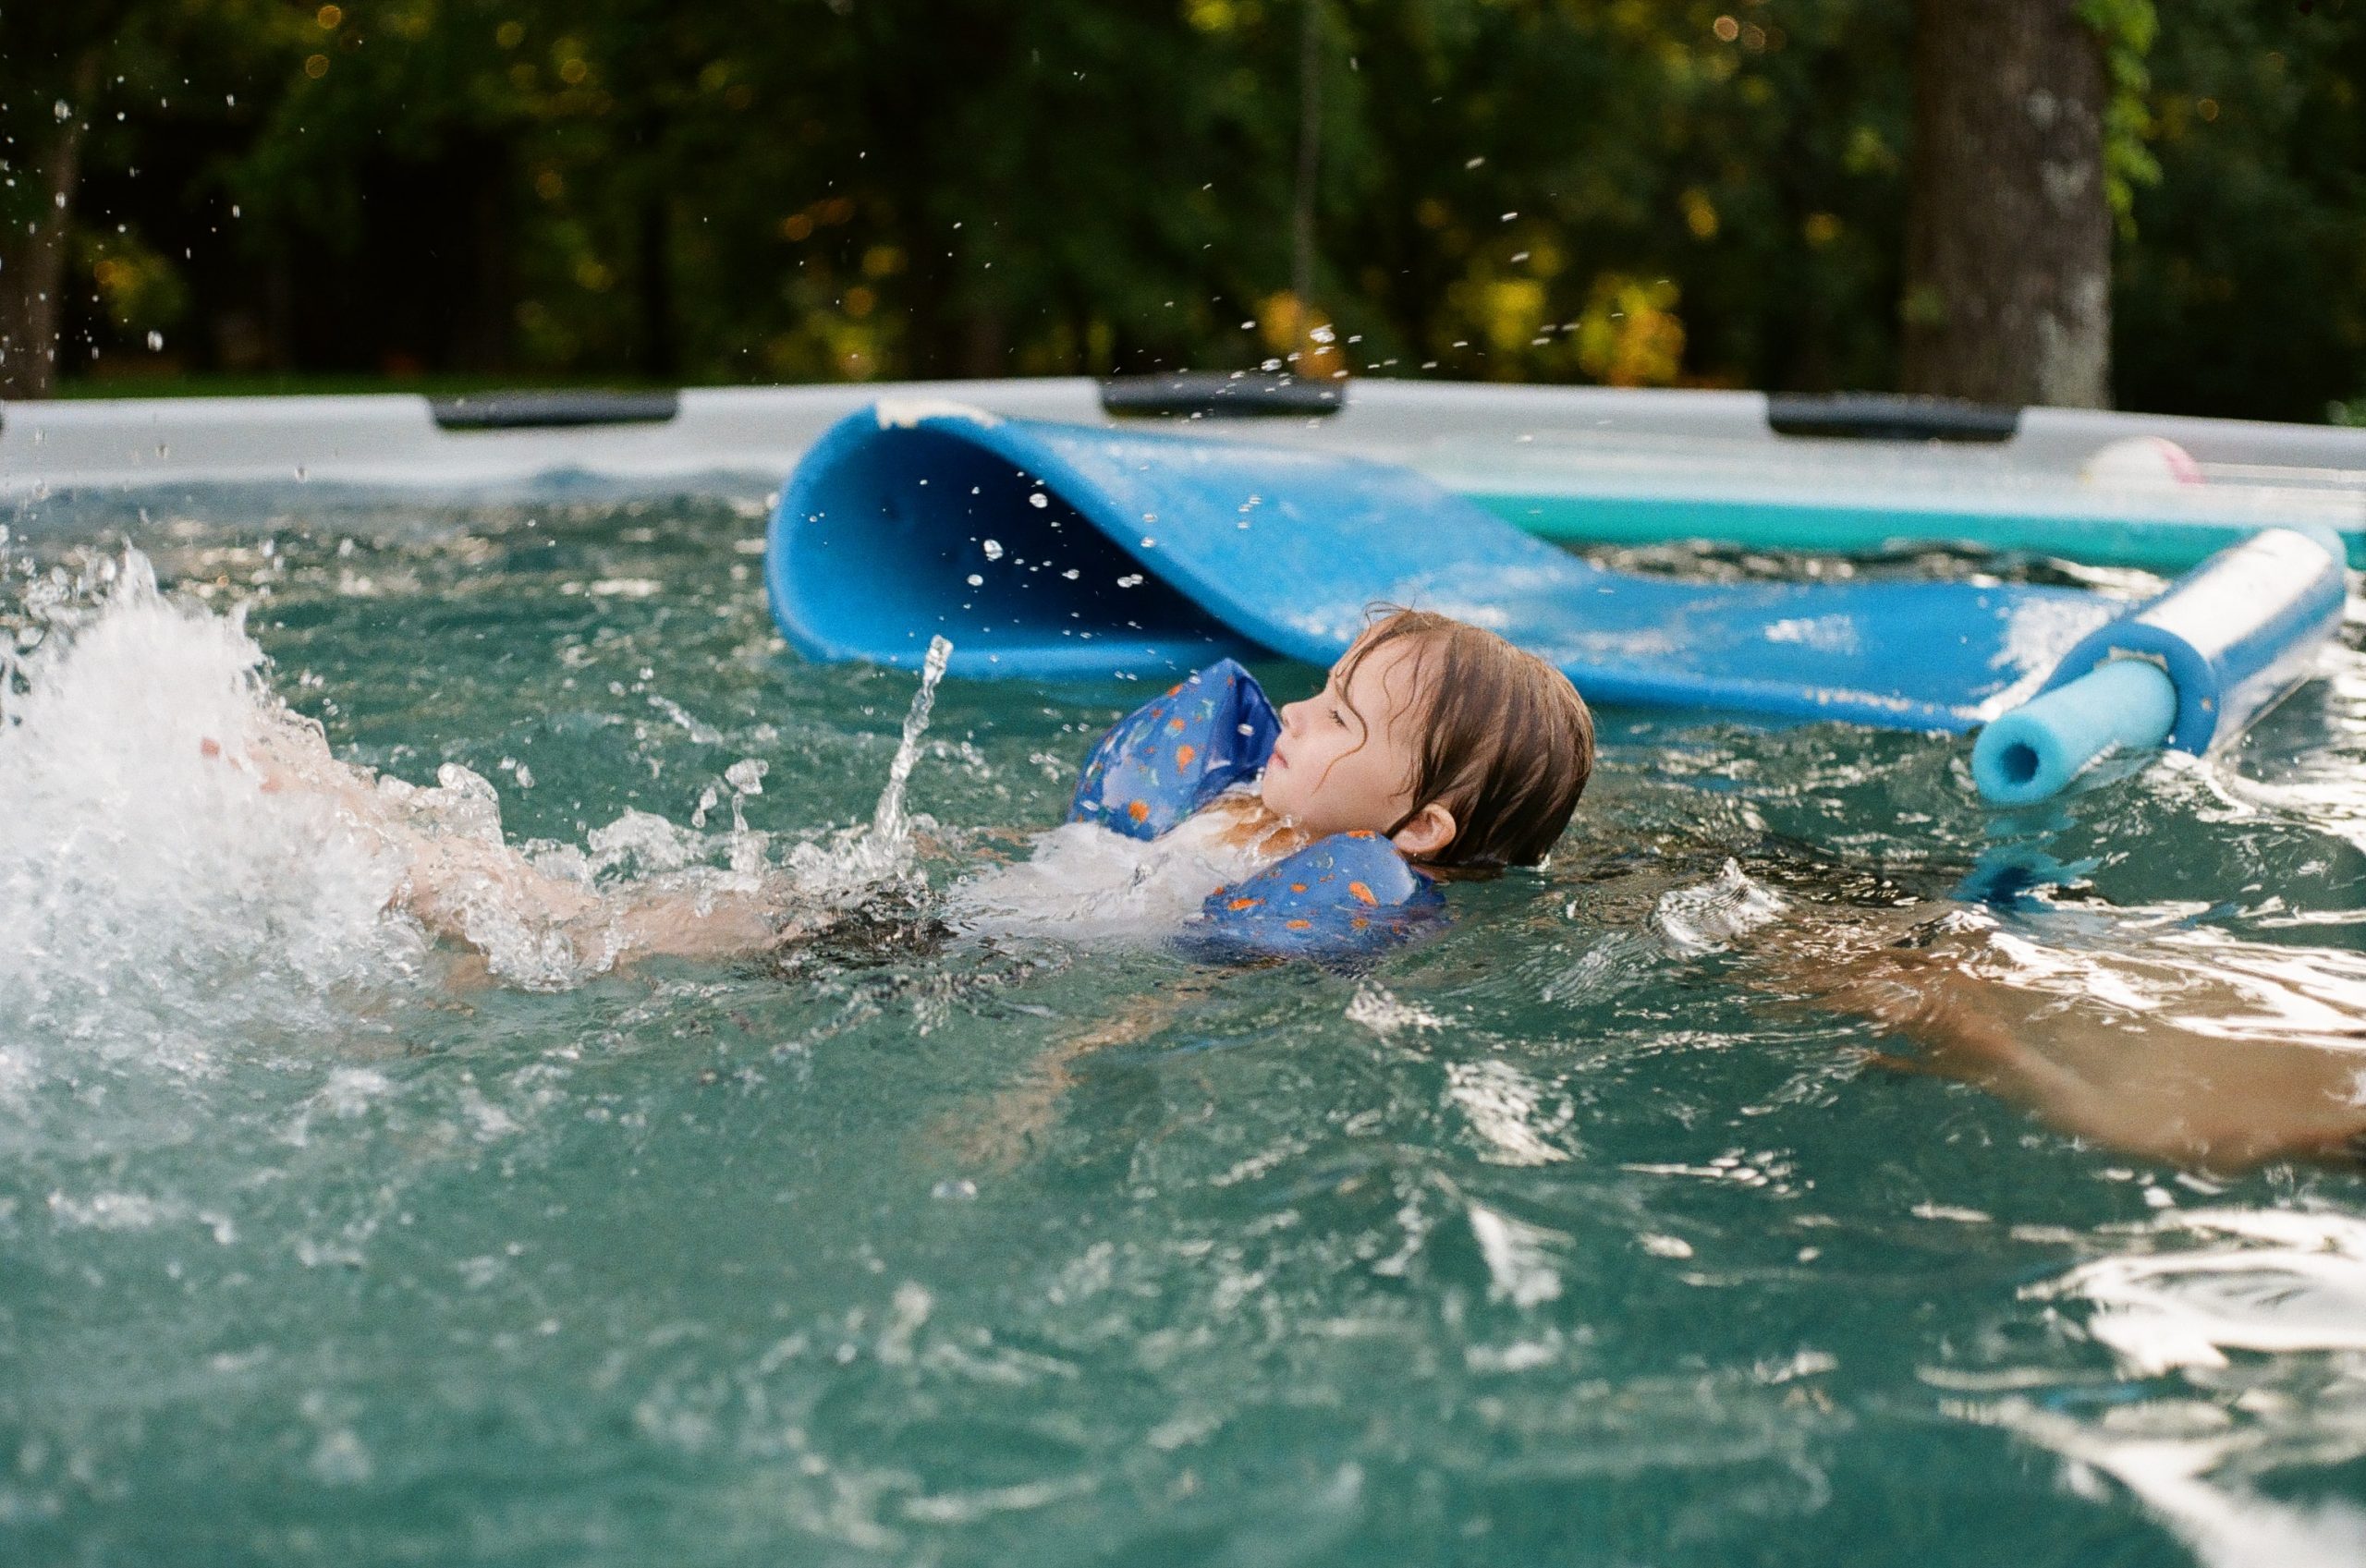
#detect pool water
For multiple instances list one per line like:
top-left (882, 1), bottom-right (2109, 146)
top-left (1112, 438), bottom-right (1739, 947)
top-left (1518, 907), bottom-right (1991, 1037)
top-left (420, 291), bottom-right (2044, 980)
top-left (5, 488), bottom-right (2366, 1566)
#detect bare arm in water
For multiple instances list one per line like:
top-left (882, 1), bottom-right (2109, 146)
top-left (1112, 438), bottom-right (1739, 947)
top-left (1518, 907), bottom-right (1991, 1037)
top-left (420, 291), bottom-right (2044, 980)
top-left (213, 721), bottom-right (816, 974)
top-left (1770, 904), bottom-right (2366, 1171)
top-left (928, 974), bottom-right (1231, 1170)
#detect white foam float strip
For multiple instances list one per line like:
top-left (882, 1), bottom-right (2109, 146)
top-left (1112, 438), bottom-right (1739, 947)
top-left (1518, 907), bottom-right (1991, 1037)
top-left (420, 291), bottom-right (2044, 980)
top-left (4, 376), bottom-right (2363, 502)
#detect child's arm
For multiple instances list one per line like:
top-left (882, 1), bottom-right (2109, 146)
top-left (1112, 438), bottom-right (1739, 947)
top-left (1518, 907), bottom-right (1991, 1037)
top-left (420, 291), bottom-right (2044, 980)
top-left (379, 820), bottom-right (828, 972)
top-left (1766, 908), bottom-right (2366, 1170)
top-left (926, 975), bottom-right (1227, 1169)
top-left (210, 725), bottom-right (817, 973)
top-left (567, 877), bottom-right (824, 966)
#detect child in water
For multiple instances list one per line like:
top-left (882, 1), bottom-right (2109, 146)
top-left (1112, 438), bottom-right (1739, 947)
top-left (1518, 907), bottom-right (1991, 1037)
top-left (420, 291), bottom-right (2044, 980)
top-left (223, 601), bottom-right (2366, 1172)
top-left (1043, 606), bottom-right (1595, 953)
top-left (229, 607), bottom-right (1596, 973)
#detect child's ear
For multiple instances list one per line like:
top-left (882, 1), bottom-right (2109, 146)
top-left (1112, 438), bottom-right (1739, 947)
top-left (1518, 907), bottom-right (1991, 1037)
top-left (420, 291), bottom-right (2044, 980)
top-left (1389, 802), bottom-right (1457, 860)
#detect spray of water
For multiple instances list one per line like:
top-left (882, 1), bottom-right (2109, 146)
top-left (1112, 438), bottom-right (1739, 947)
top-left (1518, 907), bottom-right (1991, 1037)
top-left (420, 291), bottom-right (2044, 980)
top-left (0, 553), bottom-right (974, 1073)
top-left (781, 635), bottom-right (952, 898)
top-left (945, 808), bottom-right (1272, 946)
top-left (0, 551), bottom-right (416, 1099)
top-left (0, 539), bottom-right (1253, 1106)
top-left (868, 635), bottom-right (953, 856)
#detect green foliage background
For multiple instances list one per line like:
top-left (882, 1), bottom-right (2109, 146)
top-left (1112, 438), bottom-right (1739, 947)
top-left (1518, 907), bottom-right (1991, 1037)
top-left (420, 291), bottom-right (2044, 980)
top-left (4, 0), bottom-right (2361, 418)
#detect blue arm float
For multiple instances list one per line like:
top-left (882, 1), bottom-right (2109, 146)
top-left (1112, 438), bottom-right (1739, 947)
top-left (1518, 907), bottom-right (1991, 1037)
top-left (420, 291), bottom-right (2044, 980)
top-left (1187, 832), bottom-right (1445, 960)
top-left (1067, 659), bottom-right (1280, 840)
top-left (1971, 526), bottom-right (2346, 803)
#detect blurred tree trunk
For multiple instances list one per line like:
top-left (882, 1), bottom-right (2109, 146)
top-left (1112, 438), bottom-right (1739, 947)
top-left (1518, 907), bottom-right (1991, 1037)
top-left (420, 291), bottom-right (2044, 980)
top-left (0, 49), bottom-right (102, 400)
top-left (1901, 0), bottom-right (2112, 408)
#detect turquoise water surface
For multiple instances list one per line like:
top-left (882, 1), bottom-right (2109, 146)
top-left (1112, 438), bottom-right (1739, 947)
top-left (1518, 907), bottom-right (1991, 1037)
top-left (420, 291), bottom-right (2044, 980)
top-left (4, 488), bottom-right (2364, 1566)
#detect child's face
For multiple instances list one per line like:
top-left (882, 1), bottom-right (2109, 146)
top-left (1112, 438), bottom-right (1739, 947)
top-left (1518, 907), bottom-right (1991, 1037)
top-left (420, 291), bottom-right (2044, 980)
top-left (1259, 638), bottom-right (1425, 838)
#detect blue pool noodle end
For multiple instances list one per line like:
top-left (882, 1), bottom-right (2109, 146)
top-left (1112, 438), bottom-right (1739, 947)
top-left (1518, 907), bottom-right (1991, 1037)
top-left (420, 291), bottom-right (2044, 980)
top-left (1971, 526), bottom-right (2346, 804)
top-left (1971, 659), bottom-right (2177, 805)
top-left (764, 405), bottom-right (2322, 735)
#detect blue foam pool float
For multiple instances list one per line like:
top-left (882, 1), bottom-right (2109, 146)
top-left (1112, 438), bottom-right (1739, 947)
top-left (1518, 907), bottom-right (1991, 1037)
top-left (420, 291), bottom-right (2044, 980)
top-left (1971, 526), bottom-right (2346, 803)
top-left (766, 405), bottom-right (2343, 768)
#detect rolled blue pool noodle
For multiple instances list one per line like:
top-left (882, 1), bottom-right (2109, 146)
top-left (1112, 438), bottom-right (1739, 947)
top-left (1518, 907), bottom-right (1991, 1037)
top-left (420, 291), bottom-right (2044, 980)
top-left (1971, 658), bottom-right (2178, 805)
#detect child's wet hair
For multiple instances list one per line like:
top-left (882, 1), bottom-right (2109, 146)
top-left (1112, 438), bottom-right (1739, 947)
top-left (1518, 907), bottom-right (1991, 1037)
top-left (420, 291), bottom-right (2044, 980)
top-left (1333, 606), bottom-right (1595, 870)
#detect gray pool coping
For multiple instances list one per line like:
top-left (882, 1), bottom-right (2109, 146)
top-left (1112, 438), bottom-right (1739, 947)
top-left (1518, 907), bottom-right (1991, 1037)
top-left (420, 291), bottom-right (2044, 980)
top-left (5, 378), bottom-right (2363, 520)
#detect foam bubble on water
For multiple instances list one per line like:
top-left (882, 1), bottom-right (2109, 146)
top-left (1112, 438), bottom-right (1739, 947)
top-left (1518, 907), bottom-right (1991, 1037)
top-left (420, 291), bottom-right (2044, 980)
top-left (1346, 983), bottom-right (1445, 1038)
top-left (1445, 1058), bottom-right (1573, 1166)
top-left (1465, 1200), bottom-right (1567, 1307)
top-left (47, 1189), bottom-right (177, 1231)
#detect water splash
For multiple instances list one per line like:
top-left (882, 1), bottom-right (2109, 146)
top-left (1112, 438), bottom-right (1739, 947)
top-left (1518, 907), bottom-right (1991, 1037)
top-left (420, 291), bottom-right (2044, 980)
top-left (945, 808), bottom-right (1269, 946)
top-left (0, 551), bottom-right (415, 1100)
top-left (782, 635), bottom-right (952, 898)
top-left (0, 552), bottom-right (963, 1032)
top-left (870, 635), bottom-right (952, 855)
top-left (803, 637), bottom-right (1279, 948)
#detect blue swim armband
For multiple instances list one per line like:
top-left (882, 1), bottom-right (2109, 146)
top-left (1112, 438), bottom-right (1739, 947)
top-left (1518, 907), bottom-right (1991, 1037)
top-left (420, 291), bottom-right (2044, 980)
top-left (1189, 832), bottom-right (1445, 960)
top-left (1068, 659), bottom-right (1281, 838)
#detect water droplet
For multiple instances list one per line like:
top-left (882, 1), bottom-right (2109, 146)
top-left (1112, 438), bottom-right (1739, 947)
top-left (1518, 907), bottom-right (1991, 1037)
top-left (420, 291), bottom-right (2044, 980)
top-left (1027, 492), bottom-right (1049, 510)
top-left (966, 573), bottom-right (983, 587)
top-left (981, 539), bottom-right (1004, 560)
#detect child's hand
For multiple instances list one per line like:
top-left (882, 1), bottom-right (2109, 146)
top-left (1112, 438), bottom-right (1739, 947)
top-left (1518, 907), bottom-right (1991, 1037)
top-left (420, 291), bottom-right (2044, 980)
top-left (198, 735), bottom-right (287, 793)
